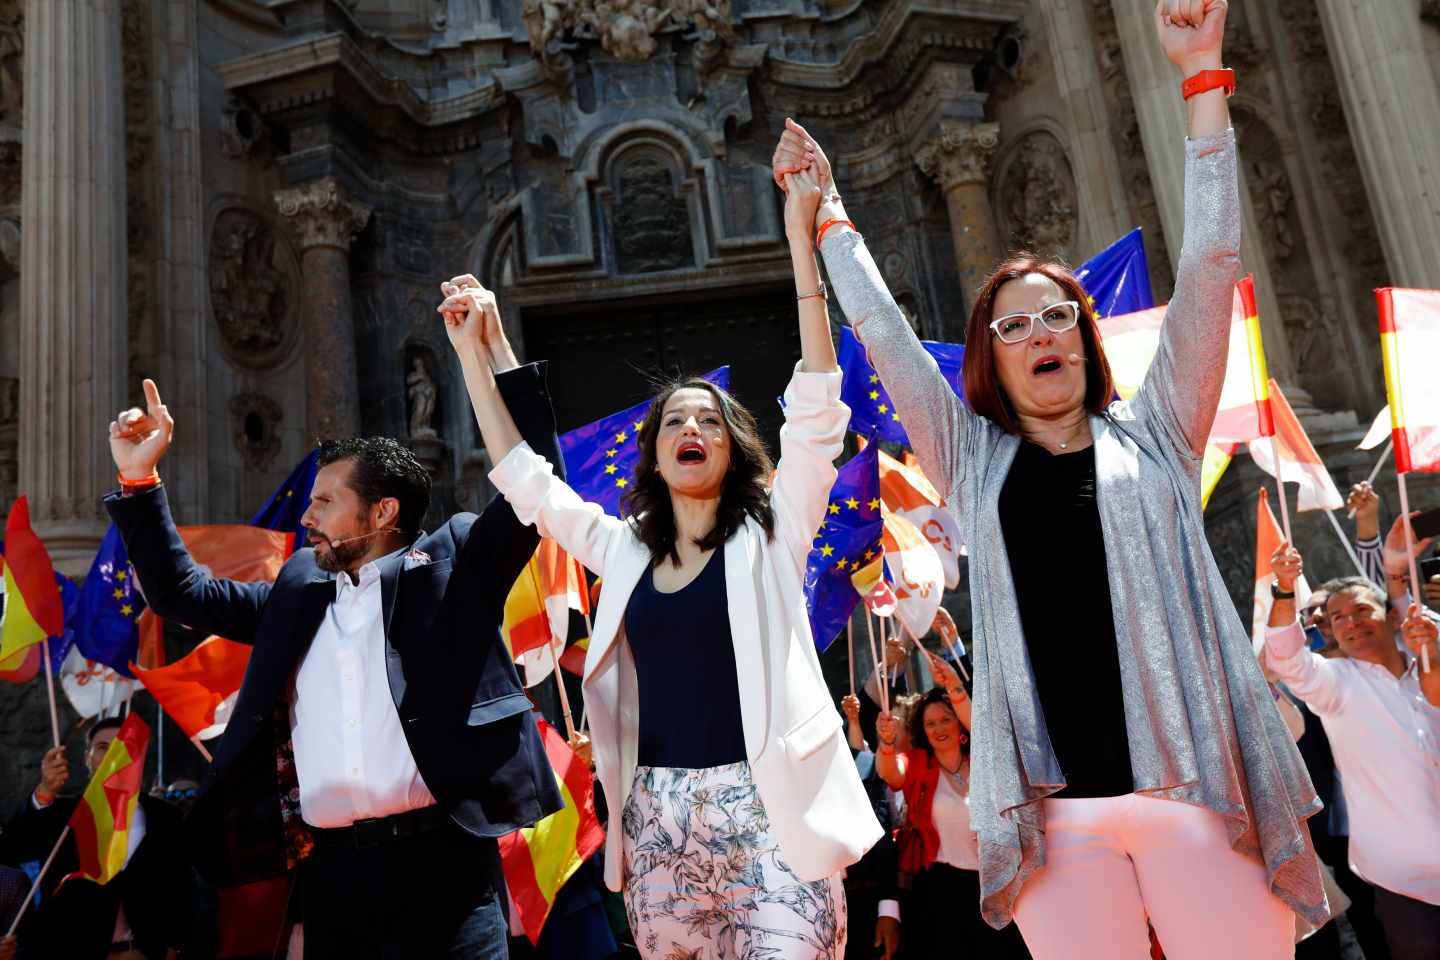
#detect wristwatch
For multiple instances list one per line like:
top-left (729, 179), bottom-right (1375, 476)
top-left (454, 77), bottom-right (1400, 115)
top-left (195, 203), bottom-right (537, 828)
top-left (1270, 581), bottom-right (1295, 600)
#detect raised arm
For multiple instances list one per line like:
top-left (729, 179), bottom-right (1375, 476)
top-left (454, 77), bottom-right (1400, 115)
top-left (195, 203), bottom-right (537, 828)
top-left (1132, 1), bottom-right (1240, 458)
top-left (773, 120), bottom-right (970, 503)
top-left (873, 711), bottom-right (908, 791)
top-left (1266, 541), bottom-right (1345, 714)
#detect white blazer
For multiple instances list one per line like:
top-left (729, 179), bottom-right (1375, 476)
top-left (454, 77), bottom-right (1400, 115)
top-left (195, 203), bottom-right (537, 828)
top-left (490, 365), bottom-right (883, 891)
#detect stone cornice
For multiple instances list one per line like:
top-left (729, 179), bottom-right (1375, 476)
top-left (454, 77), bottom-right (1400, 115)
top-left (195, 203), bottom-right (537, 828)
top-left (274, 177), bottom-right (372, 250)
top-left (914, 120), bottom-right (1000, 189)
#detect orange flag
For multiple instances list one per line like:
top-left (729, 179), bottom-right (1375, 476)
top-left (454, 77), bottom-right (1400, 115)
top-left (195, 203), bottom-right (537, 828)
top-left (0, 497), bottom-right (65, 664)
top-left (1249, 379), bottom-right (1344, 511)
top-left (134, 525), bottom-right (291, 669)
top-left (132, 635), bottom-right (251, 739)
top-left (509, 539), bottom-right (591, 684)
top-left (499, 716), bottom-right (605, 944)
top-left (875, 447), bottom-right (963, 589)
top-left (64, 713), bottom-right (150, 886)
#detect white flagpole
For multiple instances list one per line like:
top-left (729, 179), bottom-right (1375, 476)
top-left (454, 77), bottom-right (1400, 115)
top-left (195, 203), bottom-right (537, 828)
top-left (5, 825), bottom-right (70, 937)
top-left (863, 607), bottom-right (887, 716)
top-left (846, 619), bottom-right (856, 698)
top-left (1347, 439), bottom-right (1394, 519)
top-left (1323, 510), bottom-right (1368, 579)
top-left (190, 735), bottom-right (214, 763)
top-left (40, 638), bottom-right (60, 749)
top-left (1396, 475), bottom-right (1431, 673)
top-left (1270, 437), bottom-right (1294, 545)
top-left (155, 707), bottom-right (165, 790)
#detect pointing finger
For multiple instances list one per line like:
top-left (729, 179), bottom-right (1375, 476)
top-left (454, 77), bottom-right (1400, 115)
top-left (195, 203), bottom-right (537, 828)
top-left (143, 379), bottom-right (163, 413)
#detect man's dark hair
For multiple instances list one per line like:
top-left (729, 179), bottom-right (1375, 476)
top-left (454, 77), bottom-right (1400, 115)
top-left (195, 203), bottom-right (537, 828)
top-left (86, 716), bottom-right (125, 746)
top-left (318, 437), bottom-right (432, 538)
top-left (1322, 575), bottom-right (1387, 611)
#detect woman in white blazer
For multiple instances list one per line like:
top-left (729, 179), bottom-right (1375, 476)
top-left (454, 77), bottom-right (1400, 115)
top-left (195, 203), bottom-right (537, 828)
top-left (437, 161), bottom-right (881, 959)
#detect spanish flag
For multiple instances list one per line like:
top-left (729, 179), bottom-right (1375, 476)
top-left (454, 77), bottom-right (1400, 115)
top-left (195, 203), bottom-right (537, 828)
top-left (132, 635), bottom-right (251, 740)
top-left (502, 547), bottom-right (554, 660)
top-left (499, 715), bottom-right (605, 944)
top-left (0, 497), bottom-right (65, 665)
top-left (1377, 287), bottom-right (1440, 474)
top-left (64, 713), bottom-right (150, 886)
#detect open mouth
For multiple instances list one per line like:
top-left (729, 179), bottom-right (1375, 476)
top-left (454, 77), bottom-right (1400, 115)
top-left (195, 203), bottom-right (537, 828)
top-left (1031, 355), bottom-right (1063, 375)
top-left (676, 441), bottom-right (707, 464)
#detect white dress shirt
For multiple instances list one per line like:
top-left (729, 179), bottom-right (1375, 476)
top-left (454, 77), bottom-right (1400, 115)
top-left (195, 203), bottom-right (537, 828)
top-left (291, 558), bottom-right (435, 828)
top-left (1266, 621), bottom-right (1440, 904)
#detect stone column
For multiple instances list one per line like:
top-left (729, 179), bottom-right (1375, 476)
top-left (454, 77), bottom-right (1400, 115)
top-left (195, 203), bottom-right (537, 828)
top-left (18, 0), bottom-right (128, 575)
top-left (1038, 0), bottom-right (1132, 253)
top-left (1109, 0), bottom-right (1296, 390)
top-left (915, 121), bottom-right (1003, 311)
top-left (274, 178), bottom-right (371, 443)
top-left (1314, 0), bottom-right (1440, 288)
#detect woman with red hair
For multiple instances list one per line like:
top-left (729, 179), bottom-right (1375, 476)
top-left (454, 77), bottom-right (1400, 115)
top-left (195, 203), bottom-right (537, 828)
top-left (772, 3), bottom-right (1325, 958)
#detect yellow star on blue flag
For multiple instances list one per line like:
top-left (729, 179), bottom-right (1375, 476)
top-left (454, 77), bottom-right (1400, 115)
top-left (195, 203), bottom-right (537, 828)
top-left (803, 440), bottom-right (882, 651)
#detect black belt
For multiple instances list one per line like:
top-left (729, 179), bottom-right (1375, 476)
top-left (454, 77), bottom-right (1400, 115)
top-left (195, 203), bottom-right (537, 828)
top-left (309, 805), bottom-right (450, 850)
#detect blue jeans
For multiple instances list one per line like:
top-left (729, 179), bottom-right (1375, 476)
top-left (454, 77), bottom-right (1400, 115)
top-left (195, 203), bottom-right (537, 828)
top-left (300, 823), bottom-right (507, 959)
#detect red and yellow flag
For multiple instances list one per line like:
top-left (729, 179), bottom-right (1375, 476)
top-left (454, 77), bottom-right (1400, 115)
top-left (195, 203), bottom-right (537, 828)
top-left (1, 497), bottom-right (65, 664)
top-left (1377, 287), bottom-right (1440, 474)
top-left (1249, 379), bottom-right (1344, 511)
top-left (503, 550), bottom-right (553, 660)
top-left (134, 524), bottom-right (291, 669)
top-left (133, 635), bottom-right (251, 739)
top-left (499, 716), bottom-right (605, 944)
top-left (64, 713), bottom-right (150, 886)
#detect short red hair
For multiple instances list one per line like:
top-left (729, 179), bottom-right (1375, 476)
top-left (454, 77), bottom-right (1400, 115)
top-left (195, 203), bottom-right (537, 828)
top-left (961, 254), bottom-right (1116, 435)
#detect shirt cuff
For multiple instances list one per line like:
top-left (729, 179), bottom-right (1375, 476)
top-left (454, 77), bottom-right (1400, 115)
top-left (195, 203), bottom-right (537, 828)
top-left (1265, 621), bottom-right (1307, 660)
top-left (32, 789), bottom-right (52, 810)
top-left (1356, 536), bottom-right (1381, 549)
top-left (487, 441), bottom-right (537, 489)
top-left (878, 899), bottom-right (900, 922)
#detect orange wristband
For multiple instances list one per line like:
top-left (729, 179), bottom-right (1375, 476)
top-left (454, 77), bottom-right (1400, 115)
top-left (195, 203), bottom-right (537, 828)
top-left (1181, 67), bottom-right (1235, 100)
top-left (815, 218), bottom-right (857, 248)
top-left (118, 470), bottom-right (161, 492)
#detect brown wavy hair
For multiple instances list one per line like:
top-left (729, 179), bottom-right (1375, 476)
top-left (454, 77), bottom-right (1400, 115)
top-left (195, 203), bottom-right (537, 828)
top-left (621, 377), bottom-right (775, 566)
top-left (961, 253), bottom-right (1116, 434)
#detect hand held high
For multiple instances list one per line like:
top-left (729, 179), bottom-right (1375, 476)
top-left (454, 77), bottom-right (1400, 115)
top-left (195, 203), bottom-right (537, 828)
top-left (108, 378), bottom-right (173, 482)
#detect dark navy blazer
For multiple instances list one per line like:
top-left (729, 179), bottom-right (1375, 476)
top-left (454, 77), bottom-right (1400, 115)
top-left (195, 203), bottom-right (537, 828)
top-left (104, 362), bottom-right (565, 886)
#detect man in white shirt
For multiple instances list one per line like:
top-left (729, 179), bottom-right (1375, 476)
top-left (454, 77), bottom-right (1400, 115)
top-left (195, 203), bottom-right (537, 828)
top-left (1265, 545), bottom-right (1440, 960)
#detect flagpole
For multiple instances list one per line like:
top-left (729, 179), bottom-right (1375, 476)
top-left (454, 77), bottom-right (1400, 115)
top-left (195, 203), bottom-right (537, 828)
top-left (155, 707), bottom-right (165, 791)
top-left (863, 608), bottom-right (887, 717)
top-left (40, 637), bottom-right (60, 750)
top-left (1396, 475), bottom-right (1431, 673)
top-left (1347, 440), bottom-right (1394, 519)
top-left (846, 620), bottom-right (856, 698)
top-left (878, 615), bottom-right (891, 717)
top-left (5, 824), bottom-right (69, 937)
top-left (1322, 510), bottom-right (1368, 579)
top-left (549, 640), bottom-right (577, 742)
top-left (1270, 437), bottom-right (1294, 545)
top-left (190, 735), bottom-right (213, 763)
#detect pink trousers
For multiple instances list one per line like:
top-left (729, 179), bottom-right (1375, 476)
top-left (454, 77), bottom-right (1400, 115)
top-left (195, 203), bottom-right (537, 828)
top-left (1012, 794), bottom-right (1295, 960)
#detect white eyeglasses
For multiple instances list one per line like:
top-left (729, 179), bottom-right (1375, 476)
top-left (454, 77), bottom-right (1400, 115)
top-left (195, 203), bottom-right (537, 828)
top-left (988, 301), bottom-right (1080, 344)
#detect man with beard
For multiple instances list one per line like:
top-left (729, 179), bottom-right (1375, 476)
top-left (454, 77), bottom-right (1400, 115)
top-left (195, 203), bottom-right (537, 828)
top-left (102, 310), bottom-right (564, 959)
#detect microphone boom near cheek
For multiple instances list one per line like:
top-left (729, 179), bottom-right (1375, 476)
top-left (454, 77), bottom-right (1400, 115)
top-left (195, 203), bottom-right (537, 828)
top-left (1068, 353), bottom-right (1086, 365)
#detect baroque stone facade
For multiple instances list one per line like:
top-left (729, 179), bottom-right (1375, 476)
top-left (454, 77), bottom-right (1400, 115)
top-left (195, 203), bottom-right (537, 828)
top-left (1, 0), bottom-right (1439, 811)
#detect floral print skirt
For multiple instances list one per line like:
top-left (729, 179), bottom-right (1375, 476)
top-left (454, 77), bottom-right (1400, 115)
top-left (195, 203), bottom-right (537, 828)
top-left (621, 761), bottom-right (846, 960)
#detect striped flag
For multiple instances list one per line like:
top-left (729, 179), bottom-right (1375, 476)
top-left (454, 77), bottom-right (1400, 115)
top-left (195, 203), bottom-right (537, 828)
top-left (874, 446), bottom-right (963, 589)
top-left (881, 510), bottom-right (944, 642)
top-left (1249, 380), bottom-right (1344, 511)
top-left (509, 539), bottom-right (590, 685)
top-left (0, 497), bottom-right (65, 665)
top-left (499, 715), bottom-right (605, 945)
top-left (1376, 287), bottom-right (1440, 473)
top-left (63, 713), bottom-right (150, 886)
top-left (1358, 405), bottom-right (1391, 451)
top-left (1253, 487), bottom-right (1310, 652)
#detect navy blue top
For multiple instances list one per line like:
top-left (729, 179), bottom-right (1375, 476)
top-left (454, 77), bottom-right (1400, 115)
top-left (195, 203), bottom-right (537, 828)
top-left (623, 544), bottom-right (747, 768)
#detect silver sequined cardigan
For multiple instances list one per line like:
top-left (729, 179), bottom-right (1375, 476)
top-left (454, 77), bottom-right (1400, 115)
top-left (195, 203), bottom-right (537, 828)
top-left (820, 130), bottom-right (1327, 928)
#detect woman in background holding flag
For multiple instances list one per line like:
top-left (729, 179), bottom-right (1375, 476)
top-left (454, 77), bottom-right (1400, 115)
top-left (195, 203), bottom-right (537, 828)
top-left (773, 2), bottom-right (1326, 958)
top-left (439, 160), bottom-right (880, 958)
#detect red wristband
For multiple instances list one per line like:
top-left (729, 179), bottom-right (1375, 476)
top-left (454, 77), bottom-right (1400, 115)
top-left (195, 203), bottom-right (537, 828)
top-left (118, 470), bottom-right (161, 493)
top-left (815, 218), bottom-right (857, 248)
top-left (1181, 68), bottom-right (1235, 100)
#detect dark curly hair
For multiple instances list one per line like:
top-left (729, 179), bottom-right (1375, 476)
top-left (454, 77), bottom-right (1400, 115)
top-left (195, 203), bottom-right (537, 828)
top-left (909, 686), bottom-right (969, 758)
top-left (318, 437), bottom-right (432, 538)
top-left (621, 377), bottom-right (775, 566)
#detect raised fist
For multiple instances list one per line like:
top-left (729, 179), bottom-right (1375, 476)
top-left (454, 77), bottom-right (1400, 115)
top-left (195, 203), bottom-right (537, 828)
top-left (1154, 0), bottom-right (1227, 74)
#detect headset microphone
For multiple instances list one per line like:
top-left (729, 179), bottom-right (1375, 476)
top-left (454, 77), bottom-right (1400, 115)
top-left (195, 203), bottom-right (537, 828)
top-left (1068, 353), bottom-right (1087, 365)
top-left (326, 527), bottom-right (401, 549)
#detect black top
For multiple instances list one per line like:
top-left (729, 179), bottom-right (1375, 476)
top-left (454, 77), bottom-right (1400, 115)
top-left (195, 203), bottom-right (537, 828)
top-left (624, 544), bottom-right (748, 769)
top-left (998, 440), bottom-right (1134, 799)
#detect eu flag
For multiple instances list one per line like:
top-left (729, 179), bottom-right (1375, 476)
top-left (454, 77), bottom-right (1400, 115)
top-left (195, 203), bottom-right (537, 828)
top-left (72, 525), bottom-right (146, 677)
top-left (804, 441), bottom-right (883, 651)
top-left (1075, 227), bottom-right (1155, 319)
top-left (839, 328), bottom-right (965, 446)
top-left (250, 448), bottom-right (320, 553)
top-left (0, 539), bottom-right (78, 674)
top-left (559, 368), bottom-right (730, 517)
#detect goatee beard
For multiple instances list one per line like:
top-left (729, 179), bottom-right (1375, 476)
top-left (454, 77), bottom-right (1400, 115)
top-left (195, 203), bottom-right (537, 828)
top-left (313, 536), bottom-right (369, 573)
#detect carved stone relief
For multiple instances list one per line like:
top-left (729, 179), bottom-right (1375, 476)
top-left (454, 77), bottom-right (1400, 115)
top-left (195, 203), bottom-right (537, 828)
top-left (122, 0), bottom-right (151, 361)
top-left (220, 96), bottom-right (267, 160)
top-left (523, 0), bottom-right (733, 82)
top-left (607, 145), bottom-right (694, 273)
top-left (995, 130), bottom-right (1078, 261)
top-left (273, 179), bottom-right (373, 252)
top-left (228, 392), bottom-right (283, 470)
top-left (914, 122), bottom-right (1000, 191)
top-left (209, 209), bottom-right (299, 369)
top-left (1249, 159), bottom-right (1295, 261)
top-left (0, 1), bottom-right (20, 129)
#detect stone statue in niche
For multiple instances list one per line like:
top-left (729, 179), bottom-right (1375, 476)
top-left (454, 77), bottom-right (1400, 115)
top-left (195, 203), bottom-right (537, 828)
top-left (522, 0), bottom-right (732, 70)
top-left (611, 148), bottom-right (694, 274)
top-left (1251, 159), bottom-right (1295, 261)
top-left (209, 211), bottom-right (293, 366)
top-left (996, 131), bottom-right (1077, 259)
top-left (407, 355), bottom-right (439, 441)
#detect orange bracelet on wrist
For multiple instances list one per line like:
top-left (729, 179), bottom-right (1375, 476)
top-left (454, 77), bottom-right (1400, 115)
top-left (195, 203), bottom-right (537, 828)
top-left (118, 470), bottom-right (161, 492)
top-left (815, 218), bottom-right (857, 248)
